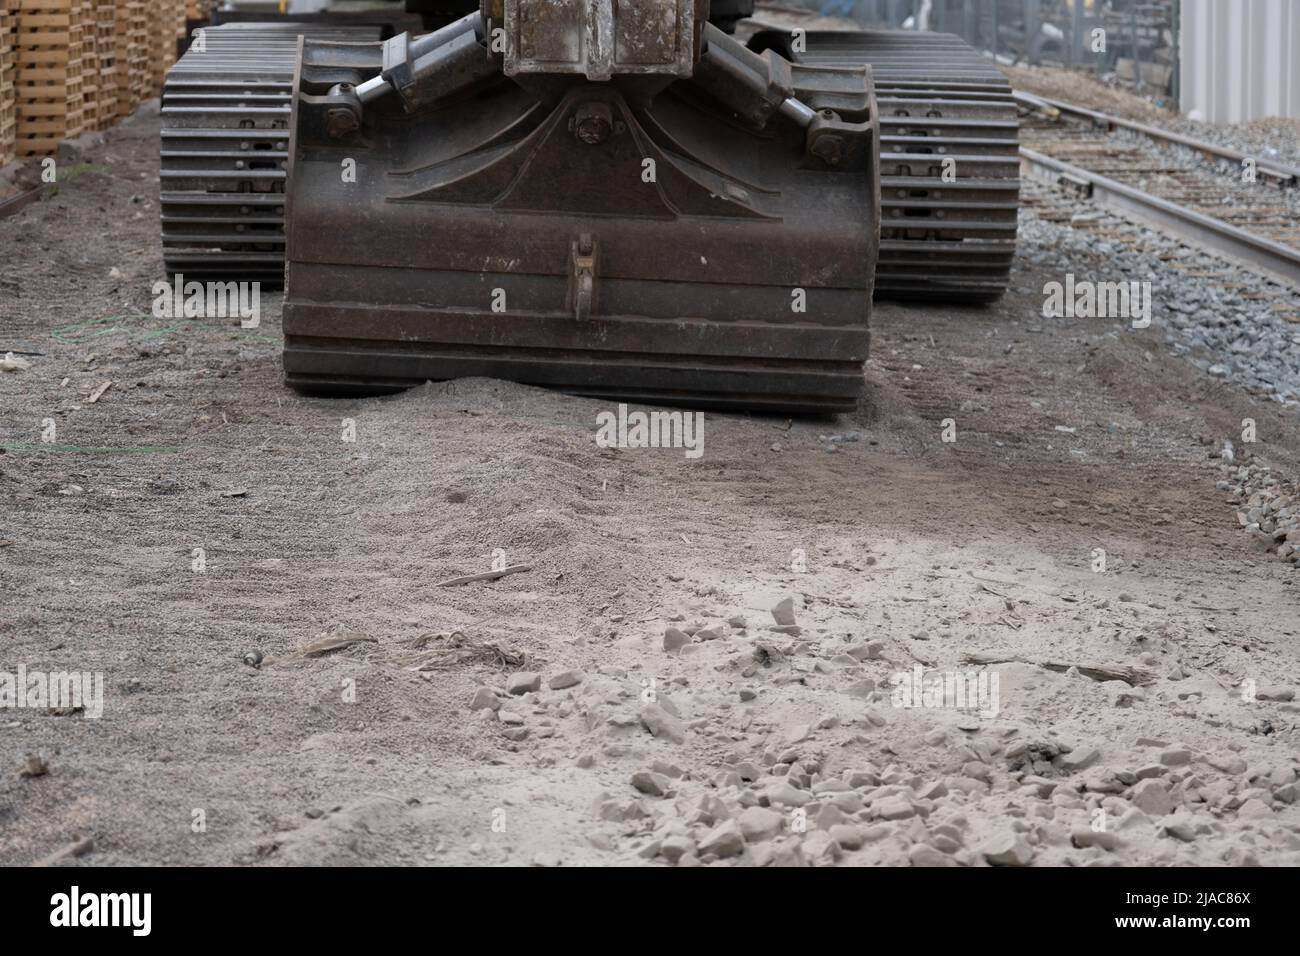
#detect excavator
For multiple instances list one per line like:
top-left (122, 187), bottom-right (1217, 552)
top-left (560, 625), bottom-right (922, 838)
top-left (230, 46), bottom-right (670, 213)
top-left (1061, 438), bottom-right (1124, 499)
top-left (160, 1), bottom-right (1019, 413)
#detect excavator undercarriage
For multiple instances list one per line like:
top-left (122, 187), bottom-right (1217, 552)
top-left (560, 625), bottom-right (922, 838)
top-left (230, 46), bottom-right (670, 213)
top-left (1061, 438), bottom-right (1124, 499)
top-left (159, 1), bottom-right (1020, 413)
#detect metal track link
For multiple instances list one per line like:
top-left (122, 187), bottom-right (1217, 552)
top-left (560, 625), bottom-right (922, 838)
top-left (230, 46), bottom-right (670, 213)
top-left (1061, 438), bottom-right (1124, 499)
top-left (160, 23), bottom-right (380, 282)
top-left (768, 29), bottom-right (1021, 304)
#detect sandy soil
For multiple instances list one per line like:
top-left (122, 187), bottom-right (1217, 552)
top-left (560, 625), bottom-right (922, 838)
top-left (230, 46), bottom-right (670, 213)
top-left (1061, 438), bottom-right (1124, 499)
top-left (1, 101), bottom-right (1298, 867)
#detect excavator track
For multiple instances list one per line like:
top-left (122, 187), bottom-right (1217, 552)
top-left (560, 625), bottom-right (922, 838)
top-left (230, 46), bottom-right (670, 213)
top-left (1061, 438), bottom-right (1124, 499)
top-left (159, 23), bottom-right (381, 282)
top-left (754, 29), bottom-right (1020, 303)
top-left (160, 10), bottom-right (754, 285)
top-left (163, 24), bottom-right (1016, 305)
top-left (279, 18), bottom-right (878, 414)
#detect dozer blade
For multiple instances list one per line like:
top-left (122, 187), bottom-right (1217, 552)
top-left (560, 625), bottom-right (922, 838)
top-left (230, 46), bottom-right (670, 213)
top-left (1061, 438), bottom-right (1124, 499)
top-left (281, 13), bottom-right (880, 413)
top-left (753, 29), bottom-right (1020, 304)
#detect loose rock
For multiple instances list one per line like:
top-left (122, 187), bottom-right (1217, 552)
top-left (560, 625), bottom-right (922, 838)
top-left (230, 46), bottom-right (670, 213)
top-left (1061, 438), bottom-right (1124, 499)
top-left (507, 672), bottom-right (541, 695)
top-left (630, 771), bottom-right (672, 797)
top-left (982, 834), bottom-right (1034, 867)
top-left (469, 687), bottom-right (501, 711)
top-left (663, 627), bottom-right (689, 654)
top-left (1130, 779), bottom-right (1174, 816)
top-left (910, 843), bottom-right (956, 867)
top-left (771, 597), bottom-right (797, 627)
top-left (640, 703), bottom-right (686, 743)
top-left (1071, 829), bottom-right (1121, 851)
top-left (548, 669), bottom-right (584, 690)
top-left (698, 819), bottom-right (745, 859)
top-left (737, 806), bottom-right (785, 842)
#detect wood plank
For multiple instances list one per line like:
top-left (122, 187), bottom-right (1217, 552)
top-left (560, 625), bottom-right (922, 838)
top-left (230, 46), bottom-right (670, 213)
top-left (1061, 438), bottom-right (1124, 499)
top-left (19, 14), bottom-right (73, 26)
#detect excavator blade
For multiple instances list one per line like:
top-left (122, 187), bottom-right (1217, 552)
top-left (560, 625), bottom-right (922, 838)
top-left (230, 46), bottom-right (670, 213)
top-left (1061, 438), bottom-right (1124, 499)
top-left (281, 20), bottom-right (879, 413)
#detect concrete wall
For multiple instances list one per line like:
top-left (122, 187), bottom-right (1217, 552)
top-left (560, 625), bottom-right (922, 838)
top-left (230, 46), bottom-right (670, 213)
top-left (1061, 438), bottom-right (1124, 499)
top-left (1181, 0), bottom-right (1300, 123)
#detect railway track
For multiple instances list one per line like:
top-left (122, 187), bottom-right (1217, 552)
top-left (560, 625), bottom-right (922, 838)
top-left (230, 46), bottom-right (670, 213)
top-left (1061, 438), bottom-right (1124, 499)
top-left (1014, 91), bottom-right (1300, 289)
top-left (161, 28), bottom-right (1300, 305)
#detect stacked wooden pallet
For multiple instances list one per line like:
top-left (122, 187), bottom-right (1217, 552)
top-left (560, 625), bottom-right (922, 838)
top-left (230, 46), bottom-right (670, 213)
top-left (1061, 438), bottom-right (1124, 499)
top-left (14, 0), bottom-right (89, 156)
top-left (126, 0), bottom-right (149, 104)
top-left (88, 0), bottom-right (113, 128)
top-left (149, 0), bottom-right (183, 95)
top-left (112, 0), bottom-right (146, 117)
top-left (111, 0), bottom-right (129, 117)
top-left (1, 1), bottom-right (17, 165)
top-left (0, 0), bottom-right (231, 158)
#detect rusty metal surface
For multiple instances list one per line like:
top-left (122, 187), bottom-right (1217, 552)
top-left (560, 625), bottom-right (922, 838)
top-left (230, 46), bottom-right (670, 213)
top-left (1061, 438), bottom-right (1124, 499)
top-left (502, 0), bottom-right (701, 80)
top-left (759, 29), bottom-right (1021, 304)
top-left (282, 32), bottom-right (878, 413)
top-left (159, 6), bottom-right (754, 284)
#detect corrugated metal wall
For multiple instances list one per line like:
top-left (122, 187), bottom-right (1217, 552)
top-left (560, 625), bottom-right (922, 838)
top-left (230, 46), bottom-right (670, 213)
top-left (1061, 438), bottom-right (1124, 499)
top-left (1181, 0), bottom-right (1300, 123)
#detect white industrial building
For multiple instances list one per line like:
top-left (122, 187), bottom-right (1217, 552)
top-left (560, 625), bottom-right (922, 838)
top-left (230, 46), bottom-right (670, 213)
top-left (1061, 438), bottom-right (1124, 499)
top-left (1180, 0), bottom-right (1300, 123)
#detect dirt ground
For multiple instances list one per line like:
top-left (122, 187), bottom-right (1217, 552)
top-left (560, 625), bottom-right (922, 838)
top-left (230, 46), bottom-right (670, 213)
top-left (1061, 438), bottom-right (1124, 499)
top-left (1, 100), bottom-right (1298, 868)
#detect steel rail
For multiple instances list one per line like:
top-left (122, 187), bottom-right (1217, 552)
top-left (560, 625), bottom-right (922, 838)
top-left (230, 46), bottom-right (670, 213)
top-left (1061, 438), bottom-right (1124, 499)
top-left (1020, 147), bottom-right (1300, 289)
top-left (1013, 90), bottom-right (1300, 187)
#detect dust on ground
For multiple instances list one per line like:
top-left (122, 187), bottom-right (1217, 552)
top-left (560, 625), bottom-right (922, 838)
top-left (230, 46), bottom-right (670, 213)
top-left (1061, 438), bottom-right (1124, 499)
top-left (1, 100), bottom-right (1298, 867)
